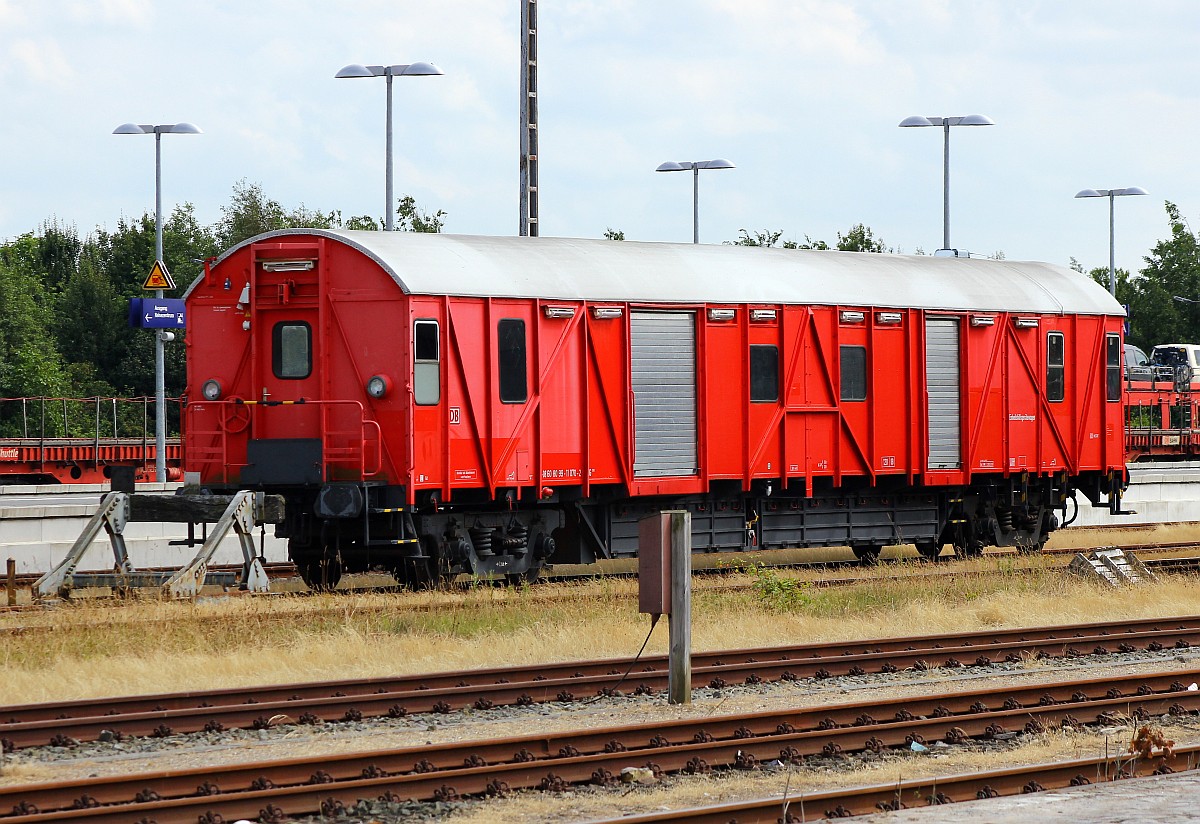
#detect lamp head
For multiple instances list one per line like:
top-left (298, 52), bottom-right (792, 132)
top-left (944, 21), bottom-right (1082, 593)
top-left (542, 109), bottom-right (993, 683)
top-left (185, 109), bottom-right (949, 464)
top-left (335, 63), bottom-right (377, 78)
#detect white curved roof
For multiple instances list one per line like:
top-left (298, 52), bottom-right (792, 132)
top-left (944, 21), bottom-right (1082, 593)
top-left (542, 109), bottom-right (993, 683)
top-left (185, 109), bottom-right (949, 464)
top-left (204, 229), bottom-right (1123, 316)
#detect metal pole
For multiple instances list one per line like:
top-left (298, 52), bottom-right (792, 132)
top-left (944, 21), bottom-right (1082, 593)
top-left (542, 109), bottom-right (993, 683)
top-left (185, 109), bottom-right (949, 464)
top-left (1108, 191), bottom-right (1117, 297)
top-left (384, 70), bottom-right (394, 231)
top-left (154, 130), bottom-right (166, 482)
top-left (6, 558), bottom-right (15, 606)
top-left (942, 121), bottom-right (951, 251)
top-left (692, 166), bottom-right (699, 245)
top-left (668, 510), bottom-right (692, 704)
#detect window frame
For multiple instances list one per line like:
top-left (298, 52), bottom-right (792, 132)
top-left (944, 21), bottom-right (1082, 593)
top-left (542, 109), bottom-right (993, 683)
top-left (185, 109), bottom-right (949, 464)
top-left (498, 318), bottom-right (528, 404)
top-left (749, 344), bottom-right (779, 403)
top-left (271, 321), bottom-right (312, 380)
top-left (1047, 331), bottom-right (1065, 403)
top-left (413, 319), bottom-right (440, 406)
top-left (1106, 334), bottom-right (1122, 402)
top-left (840, 345), bottom-right (867, 402)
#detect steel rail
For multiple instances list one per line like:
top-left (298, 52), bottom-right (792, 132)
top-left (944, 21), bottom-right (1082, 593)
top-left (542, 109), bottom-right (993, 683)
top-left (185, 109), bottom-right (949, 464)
top-left (585, 745), bottom-right (1200, 823)
top-left (4, 615), bottom-right (1200, 750)
top-left (1, 669), bottom-right (1197, 821)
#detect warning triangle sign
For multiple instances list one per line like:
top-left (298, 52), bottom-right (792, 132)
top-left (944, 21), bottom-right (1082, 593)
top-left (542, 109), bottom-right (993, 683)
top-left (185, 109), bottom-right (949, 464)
top-left (143, 260), bottom-right (176, 291)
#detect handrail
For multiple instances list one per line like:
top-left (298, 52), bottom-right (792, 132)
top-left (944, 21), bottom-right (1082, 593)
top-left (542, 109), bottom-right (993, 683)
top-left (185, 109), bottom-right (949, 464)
top-left (0, 396), bottom-right (182, 443)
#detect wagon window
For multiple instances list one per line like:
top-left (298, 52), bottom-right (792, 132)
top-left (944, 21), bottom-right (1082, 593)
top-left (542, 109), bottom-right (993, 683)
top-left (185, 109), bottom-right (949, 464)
top-left (750, 345), bottom-right (779, 402)
top-left (413, 319), bottom-right (440, 405)
top-left (840, 345), bottom-right (867, 402)
top-left (498, 318), bottom-right (528, 403)
top-left (1106, 334), bottom-right (1121, 402)
top-left (1047, 332), bottom-right (1065, 402)
top-left (272, 321), bottom-right (311, 379)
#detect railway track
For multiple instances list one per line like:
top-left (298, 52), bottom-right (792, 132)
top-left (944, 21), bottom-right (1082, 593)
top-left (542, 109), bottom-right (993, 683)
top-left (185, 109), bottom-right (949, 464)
top-left (4, 615), bottom-right (1199, 751)
top-left (1, 665), bottom-right (1196, 822)
top-left (593, 743), bottom-right (1196, 823)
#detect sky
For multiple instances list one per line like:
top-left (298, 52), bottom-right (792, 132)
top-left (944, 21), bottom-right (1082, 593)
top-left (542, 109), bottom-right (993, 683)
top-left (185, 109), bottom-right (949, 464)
top-left (1, 0), bottom-right (1197, 277)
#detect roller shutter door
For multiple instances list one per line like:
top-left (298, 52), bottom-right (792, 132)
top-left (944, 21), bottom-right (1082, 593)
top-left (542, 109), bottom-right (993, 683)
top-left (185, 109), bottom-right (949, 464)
top-left (631, 311), bottom-right (698, 477)
top-left (925, 317), bottom-right (962, 470)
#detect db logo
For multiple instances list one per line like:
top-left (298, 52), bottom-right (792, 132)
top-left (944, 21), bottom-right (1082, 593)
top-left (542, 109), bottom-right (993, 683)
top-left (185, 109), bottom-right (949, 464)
top-left (449, 407), bottom-right (461, 425)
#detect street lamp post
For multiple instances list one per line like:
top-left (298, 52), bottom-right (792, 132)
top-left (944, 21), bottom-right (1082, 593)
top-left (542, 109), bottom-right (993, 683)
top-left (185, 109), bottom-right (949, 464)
top-left (1075, 187), bottom-right (1148, 297)
top-left (655, 160), bottom-right (735, 244)
top-left (335, 62), bottom-right (443, 231)
top-left (898, 115), bottom-right (994, 251)
top-left (113, 122), bottom-right (202, 483)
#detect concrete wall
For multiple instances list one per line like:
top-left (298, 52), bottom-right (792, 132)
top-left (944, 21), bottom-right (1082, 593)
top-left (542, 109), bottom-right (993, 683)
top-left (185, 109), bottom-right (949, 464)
top-left (0, 483), bottom-right (289, 575)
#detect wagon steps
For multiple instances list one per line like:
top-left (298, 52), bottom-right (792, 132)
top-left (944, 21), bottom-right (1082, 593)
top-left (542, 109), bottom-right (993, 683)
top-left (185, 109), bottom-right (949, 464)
top-left (32, 490), bottom-right (285, 600)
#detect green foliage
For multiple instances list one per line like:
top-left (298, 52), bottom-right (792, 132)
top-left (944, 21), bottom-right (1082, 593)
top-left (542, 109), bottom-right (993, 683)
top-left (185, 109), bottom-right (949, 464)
top-left (394, 195), bottom-right (446, 233)
top-left (731, 224), bottom-right (886, 252)
top-left (834, 223), bottom-right (888, 253)
top-left (733, 229), bottom-right (785, 247)
top-left (0, 181), bottom-right (444, 431)
top-left (604, 228), bottom-right (625, 241)
top-left (743, 562), bottom-right (813, 611)
top-left (214, 179), bottom-right (341, 248)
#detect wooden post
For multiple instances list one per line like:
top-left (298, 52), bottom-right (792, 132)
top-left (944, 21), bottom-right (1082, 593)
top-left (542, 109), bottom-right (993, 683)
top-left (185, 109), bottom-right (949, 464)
top-left (6, 558), bottom-right (15, 606)
top-left (667, 510), bottom-right (692, 705)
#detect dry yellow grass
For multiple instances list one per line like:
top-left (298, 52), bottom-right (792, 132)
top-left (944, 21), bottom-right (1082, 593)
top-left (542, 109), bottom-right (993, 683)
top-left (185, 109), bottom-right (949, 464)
top-left (2, 549), bottom-right (1200, 706)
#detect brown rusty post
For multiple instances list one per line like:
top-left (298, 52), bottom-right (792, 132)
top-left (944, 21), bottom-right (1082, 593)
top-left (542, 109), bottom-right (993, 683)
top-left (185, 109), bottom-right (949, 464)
top-left (6, 558), bottom-right (15, 606)
top-left (667, 510), bottom-right (692, 705)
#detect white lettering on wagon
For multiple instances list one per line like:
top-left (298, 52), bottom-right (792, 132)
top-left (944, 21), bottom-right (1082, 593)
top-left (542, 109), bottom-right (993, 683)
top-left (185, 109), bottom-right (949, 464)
top-left (1008, 413), bottom-right (1035, 421)
top-left (0, 448), bottom-right (18, 460)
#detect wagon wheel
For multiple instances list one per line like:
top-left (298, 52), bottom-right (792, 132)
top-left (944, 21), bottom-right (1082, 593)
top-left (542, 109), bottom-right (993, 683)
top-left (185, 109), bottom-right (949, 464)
top-left (953, 539), bottom-right (985, 558)
top-left (290, 539), bottom-right (342, 592)
top-left (850, 544), bottom-right (881, 566)
top-left (915, 541), bottom-right (944, 561)
top-left (392, 536), bottom-right (449, 591)
top-left (506, 563), bottom-right (543, 587)
top-left (220, 398), bottom-right (251, 434)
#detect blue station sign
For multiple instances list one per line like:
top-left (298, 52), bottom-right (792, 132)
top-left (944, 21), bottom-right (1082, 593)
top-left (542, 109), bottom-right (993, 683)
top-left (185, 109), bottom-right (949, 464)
top-left (128, 297), bottom-right (186, 329)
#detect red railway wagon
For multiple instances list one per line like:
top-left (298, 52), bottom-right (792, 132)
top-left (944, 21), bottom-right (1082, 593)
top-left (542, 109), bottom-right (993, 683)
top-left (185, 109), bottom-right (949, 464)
top-left (183, 230), bottom-right (1127, 589)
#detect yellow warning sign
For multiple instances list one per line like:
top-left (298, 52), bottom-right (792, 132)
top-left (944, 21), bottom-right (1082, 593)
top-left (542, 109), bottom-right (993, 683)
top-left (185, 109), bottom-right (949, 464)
top-left (142, 260), bottom-right (176, 291)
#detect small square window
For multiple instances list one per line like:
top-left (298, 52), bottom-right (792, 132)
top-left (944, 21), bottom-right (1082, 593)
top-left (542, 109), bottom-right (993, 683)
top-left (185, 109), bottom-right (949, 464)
top-left (840, 346), bottom-right (867, 401)
top-left (499, 319), bottom-right (528, 403)
top-left (750, 345), bottom-right (779, 402)
top-left (272, 322), bottom-right (311, 379)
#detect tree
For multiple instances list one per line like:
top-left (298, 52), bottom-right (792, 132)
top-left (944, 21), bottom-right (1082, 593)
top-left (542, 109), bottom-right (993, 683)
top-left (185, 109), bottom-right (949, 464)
top-left (603, 228), bottom-right (625, 241)
top-left (730, 224), bottom-right (886, 252)
top-left (1121, 202), bottom-right (1200, 350)
top-left (0, 234), bottom-right (71, 406)
top-left (394, 195), bottom-right (446, 233)
top-left (834, 223), bottom-right (888, 253)
top-left (733, 229), bottom-right (785, 247)
top-left (213, 179), bottom-right (338, 248)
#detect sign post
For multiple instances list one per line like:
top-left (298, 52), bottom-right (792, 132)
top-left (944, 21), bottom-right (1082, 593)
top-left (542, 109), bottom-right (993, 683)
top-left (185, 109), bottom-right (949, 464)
top-left (144, 259), bottom-right (177, 484)
top-left (638, 510), bottom-right (692, 705)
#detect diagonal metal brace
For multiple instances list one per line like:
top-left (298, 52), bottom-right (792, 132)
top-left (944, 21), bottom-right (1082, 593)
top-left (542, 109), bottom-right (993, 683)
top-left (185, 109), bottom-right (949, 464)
top-left (163, 490), bottom-right (271, 598)
top-left (33, 492), bottom-right (132, 600)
